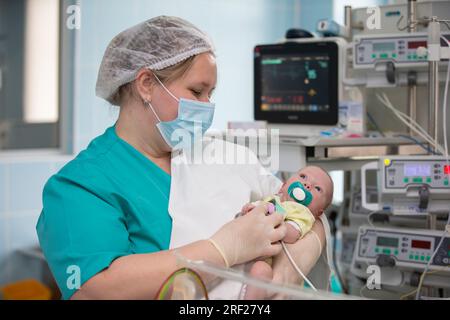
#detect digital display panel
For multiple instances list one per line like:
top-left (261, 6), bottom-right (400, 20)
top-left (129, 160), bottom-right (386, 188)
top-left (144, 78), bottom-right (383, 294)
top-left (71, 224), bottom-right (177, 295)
top-left (444, 165), bottom-right (450, 175)
top-left (404, 163), bottom-right (431, 177)
top-left (411, 240), bottom-right (431, 250)
top-left (373, 42), bottom-right (395, 52)
top-left (260, 54), bottom-right (330, 113)
top-left (254, 41), bottom-right (339, 125)
top-left (408, 41), bottom-right (427, 49)
top-left (376, 236), bottom-right (399, 248)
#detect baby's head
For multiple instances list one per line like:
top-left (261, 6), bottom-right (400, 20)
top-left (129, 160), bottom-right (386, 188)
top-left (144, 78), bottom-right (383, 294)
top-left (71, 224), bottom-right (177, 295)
top-left (279, 166), bottom-right (334, 218)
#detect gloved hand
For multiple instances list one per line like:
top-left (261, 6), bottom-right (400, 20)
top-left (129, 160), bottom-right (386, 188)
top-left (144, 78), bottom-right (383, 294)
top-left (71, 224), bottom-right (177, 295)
top-left (240, 202), bottom-right (256, 215)
top-left (208, 203), bottom-right (287, 267)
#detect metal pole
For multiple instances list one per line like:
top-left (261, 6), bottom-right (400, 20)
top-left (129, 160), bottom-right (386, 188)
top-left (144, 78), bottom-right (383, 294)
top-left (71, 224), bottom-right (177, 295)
top-left (429, 61), bottom-right (439, 144)
top-left (344, 6), bottom-right (352, 40)
top-left (426, 17), bottom-right (441, 299)
top-left (428, 17), bottom-right (440, 150)
top-left (407, 0), bottom-right (417, 136)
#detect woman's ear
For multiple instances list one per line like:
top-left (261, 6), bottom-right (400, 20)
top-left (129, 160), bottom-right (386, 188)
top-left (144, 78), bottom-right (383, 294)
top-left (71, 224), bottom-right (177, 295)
top-left (135, 68), bottom-right (155, 102)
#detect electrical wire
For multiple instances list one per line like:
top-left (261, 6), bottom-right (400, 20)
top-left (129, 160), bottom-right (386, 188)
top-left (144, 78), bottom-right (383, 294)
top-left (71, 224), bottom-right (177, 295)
top-left (377, 93), bottom-right (443, 151)
top-left (399, 270), bottom-right (440, 300)
top-left (414, 229), bottom-right (449, 300)
top-left (377, 93), bottom-right (439, 146)
top-left (414, 214), bottom-right (450, 300)
top-left (376, 93), bottom-right (446, 154)
top-left (280, 241), bottom-right (318, 291)
top-left (377, 93), bottom-right (432, 140)
top-left (441, 36), bottom-right (450, 160)
top-left (394, 134), bottom-right (440, 155)
top-left (365, 111), bottom-right (436, 153)
top-left (330, 217), bottom-right (348, 294)
top-left (376, 94), bottom-right (437, 146)
top-left (414, 36), bottom-right (450, 300)
top-left (366, 112), bottom-right (386, 137)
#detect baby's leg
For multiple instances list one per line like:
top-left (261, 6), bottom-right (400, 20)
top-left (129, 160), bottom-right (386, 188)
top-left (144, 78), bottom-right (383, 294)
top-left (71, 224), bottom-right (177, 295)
top-left (243, 261), bottom-right (273, 300)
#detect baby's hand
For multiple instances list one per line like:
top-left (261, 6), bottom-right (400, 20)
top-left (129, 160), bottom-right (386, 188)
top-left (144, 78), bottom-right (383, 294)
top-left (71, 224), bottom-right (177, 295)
top-left (241, 203), bottom-right (256, 215)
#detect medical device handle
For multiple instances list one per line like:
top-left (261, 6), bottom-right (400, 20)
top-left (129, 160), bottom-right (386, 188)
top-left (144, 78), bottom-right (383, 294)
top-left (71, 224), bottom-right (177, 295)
top-left (342, 43), bottom-right (366, 86)
top-left (361, 161), bottom-right (380, 211)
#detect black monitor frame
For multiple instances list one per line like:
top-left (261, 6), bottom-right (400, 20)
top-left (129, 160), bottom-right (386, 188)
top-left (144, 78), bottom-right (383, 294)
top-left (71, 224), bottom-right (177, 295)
top-left (254, 41), bottom-right (339, 125)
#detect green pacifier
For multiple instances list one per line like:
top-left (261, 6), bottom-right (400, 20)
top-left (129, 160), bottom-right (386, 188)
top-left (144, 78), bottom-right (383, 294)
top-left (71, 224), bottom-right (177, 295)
top-left (287, 181), bottom-right (313, 206)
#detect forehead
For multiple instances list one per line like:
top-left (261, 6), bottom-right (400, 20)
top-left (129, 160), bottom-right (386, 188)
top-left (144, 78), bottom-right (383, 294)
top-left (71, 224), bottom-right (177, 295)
top-left (183, 53), bottom-right (217, 84)
top-left (299, 167), bottom-right (332, 185)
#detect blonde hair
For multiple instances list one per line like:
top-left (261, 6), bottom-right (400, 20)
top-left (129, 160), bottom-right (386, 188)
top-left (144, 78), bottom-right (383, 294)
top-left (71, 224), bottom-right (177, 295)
top-left (112, 54), bottom-right (203, 106)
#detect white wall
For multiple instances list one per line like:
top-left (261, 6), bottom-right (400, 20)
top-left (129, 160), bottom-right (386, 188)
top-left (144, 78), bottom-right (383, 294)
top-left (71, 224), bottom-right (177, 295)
top-left (0, 0), bottom-right (302, 285)
top-left (73, 0), bottom-right (301, 152)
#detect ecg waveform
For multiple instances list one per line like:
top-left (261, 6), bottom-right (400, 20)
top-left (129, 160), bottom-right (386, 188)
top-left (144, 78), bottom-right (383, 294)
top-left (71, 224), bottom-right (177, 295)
top-left (260, 55), bottom-right (330, 110)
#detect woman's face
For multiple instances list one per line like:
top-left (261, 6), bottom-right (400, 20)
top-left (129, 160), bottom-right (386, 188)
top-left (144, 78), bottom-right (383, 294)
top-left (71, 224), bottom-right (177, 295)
top-left (151, 52), bottom-right (217, 122)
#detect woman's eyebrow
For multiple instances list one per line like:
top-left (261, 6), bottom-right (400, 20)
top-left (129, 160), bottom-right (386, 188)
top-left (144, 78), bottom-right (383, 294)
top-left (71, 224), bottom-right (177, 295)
top-left (194, 81), bottom-right (214, 89)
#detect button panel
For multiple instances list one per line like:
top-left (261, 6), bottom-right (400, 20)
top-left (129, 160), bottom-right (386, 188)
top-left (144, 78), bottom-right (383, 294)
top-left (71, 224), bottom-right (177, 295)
top-left (384, 160), bottom-right (450, 189)
top-left (353, 34), bottom-right (450, 68)
top-left (358, 229), bottom-right (450, 268)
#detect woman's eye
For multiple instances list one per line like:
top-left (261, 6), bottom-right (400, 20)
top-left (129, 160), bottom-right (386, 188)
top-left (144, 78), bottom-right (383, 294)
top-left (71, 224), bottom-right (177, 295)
top-left (315, 186), bottom-right (322, 192)
top-left (190, 89), bottom-right (202, 97)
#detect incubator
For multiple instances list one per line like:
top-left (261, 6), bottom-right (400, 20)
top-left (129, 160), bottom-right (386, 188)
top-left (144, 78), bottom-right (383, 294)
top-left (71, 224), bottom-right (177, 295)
top-left (156, 254), bottom-right (358, 300)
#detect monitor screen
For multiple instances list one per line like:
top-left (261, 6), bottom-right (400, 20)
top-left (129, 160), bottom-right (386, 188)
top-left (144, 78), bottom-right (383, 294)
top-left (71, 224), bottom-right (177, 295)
top-left (254, 41), bottom-right (339, 125)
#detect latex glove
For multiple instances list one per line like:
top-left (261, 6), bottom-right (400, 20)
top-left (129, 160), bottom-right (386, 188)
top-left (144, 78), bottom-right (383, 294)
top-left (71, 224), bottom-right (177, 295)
top-left (240, 203), bottom-right (256, 215)
top-left (208, 203), bottom-right (287, 267)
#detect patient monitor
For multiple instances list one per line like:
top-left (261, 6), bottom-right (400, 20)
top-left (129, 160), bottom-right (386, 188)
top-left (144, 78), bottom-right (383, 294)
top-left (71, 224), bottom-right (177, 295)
top-left (253, 38), bottom-right (347, 137)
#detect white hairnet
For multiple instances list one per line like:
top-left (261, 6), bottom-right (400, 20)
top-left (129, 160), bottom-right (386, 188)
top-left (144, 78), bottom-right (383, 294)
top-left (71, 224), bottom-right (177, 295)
top-left (96, 16), bottom-right (214, 105)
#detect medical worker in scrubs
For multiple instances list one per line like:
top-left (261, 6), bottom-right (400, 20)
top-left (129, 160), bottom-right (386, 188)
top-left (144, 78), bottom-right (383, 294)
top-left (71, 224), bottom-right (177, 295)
top-left (36, 16), bottom-right (326, 300)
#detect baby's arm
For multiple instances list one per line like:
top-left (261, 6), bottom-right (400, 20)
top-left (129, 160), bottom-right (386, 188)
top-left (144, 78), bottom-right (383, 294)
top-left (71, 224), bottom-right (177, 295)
top-left (283, 222), bottom-right (302, 244)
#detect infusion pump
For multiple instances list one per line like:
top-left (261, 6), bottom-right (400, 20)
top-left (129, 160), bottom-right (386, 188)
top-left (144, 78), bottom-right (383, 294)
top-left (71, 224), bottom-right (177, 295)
top-left (352, 226), bottom-right (450, 273)
top-left (353, 32), bottom-right (450, 70)
top-left (361, 156), bottom-right (450, 215)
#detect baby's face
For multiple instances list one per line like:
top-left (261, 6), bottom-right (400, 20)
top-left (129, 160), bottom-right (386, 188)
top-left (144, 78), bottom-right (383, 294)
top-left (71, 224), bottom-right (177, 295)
top-left (279, 166), bottom-right (333, 217)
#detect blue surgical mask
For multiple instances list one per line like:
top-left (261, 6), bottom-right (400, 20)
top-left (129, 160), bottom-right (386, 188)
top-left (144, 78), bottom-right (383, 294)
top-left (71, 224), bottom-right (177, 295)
top-left (147, 74), bottom-right (215, 150)
top-left (287, 181), bottom-right (313, 206)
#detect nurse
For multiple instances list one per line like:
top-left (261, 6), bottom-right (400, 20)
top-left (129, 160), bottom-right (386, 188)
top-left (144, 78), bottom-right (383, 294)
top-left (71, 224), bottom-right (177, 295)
top-left (36, 16), bottom-right (288, 300)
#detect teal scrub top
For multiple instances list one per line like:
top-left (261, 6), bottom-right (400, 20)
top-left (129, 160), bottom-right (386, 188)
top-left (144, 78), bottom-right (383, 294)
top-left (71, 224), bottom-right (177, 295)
top-left (36, 125), bottom-right (172, 299)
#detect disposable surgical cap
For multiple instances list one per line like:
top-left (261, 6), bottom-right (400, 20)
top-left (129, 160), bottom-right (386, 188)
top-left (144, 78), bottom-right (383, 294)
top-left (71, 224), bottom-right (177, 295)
top-left (96, 16), bottom-right (214, 105)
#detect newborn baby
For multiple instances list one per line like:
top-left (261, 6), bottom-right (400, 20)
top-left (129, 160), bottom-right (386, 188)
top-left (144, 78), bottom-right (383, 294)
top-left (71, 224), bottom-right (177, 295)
top-left (240, 165), bottom-right (334, 299)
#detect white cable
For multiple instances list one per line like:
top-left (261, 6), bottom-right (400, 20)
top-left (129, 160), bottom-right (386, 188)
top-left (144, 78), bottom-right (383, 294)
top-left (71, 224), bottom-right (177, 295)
top-left (378, 93), bottom-right (439, 144)
top-left (415, 214), bottom-right (450, 300)
top-left (441, 36), bottom-right (450, 160)
top-left (415, 37), bottom-right (450, 300)
top-left (377, 94), bottom-right (434, 143)
top-left (376, 94), bottom-right (446, 154)
top-left (378, 93), bottom-right (428, 135)
top-left (378, 92), bottom-right (438, 143)
top-left (377, 36), bottom-right (450, 300)
top-left (379, 93), bottom-right (431, 139)
top-left (416, 36), bottom-right (450, 300)
top-left (280, 241), bottom-right (318, 291)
